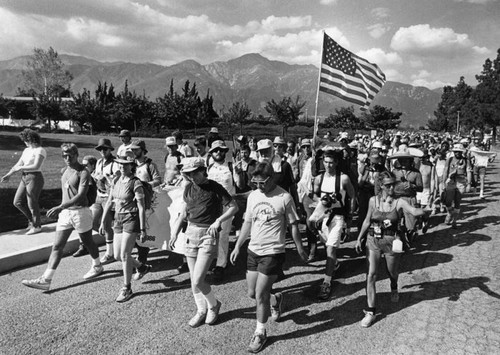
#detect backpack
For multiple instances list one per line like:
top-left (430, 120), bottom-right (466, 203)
top-left (133, 177), bottom-right (154, 210)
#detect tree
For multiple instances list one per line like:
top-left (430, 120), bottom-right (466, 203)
top-left (323, 106), bottom-right (361, 130)
top-left (224, 101), bottom-right (252, 135)
top-left (265, 95), bottom-right (306, 137)
top-left (362, 105), bottom-right (401, 134)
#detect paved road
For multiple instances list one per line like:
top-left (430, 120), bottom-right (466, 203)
top-left (1, 160), bottom-right (499, 354)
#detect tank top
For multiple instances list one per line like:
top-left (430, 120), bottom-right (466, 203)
top-left (319, 173), bottom-right (346, 216)
top-left (370, 196), bottom-right (399, 236)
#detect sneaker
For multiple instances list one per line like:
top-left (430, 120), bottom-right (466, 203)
top-left (248, 331), bottom-right (267, 353)
top-left (133, 264), bottom-right (152, 281)
top-left (271, 292), bottom-right (284, 321)
top-left (205, 300), bottom-right (222, 325)
top-left (391, 290), bottom-right (399, 303)
top-left (26, 222), bottom-right (33, 231)
top-left (73, 245), bottom-right (88, 258)
top-left (26, 227), bottom-right (42, 235)
top-left (422, 221), bottom-right (429, 234)
top-left (188, 312), bottom-right (207, 328)
top-left (177, 263), bottom-right (189, 275)
top-left (212, 266), bottom-right (225, 283)
top-left (361, 310), bottom-right (376, 327)
top-left (100, 253), bottom-right (115, 265)
top-left (318, 282), bottom-right (332, 300)
top-left (21, 276), bottom-right (51, 291)
top-left (116, 286), bottom-right (133, 302)
top-left (83, 265), bottom-right (104, 280)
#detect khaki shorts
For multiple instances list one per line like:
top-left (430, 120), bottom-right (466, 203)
top-left (56, 208), bottom-right (93, 233)
top-left (318, 215), bottom-right (345, 248)
top-left (184, 224), bottom-right (218, 259)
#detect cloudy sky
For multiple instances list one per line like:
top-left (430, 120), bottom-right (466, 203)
top-left (0, 0), bottom-right (498, 89)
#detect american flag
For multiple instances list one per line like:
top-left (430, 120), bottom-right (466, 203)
top-left (319, 33), bottom-right (386, 109)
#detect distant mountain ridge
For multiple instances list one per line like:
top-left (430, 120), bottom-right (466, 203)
top-left (0, 53), bottom-right (441, 128)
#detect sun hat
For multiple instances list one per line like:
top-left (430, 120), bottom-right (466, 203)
top-left (129, 139), bottom-right (148, 154)
top-left (209, 140), bottom-right (229, 153)
top-left (387, 145), bottom-right (415, 160)
top-left (180, 157), bottom-right (206, 173)
top-left (273, 136), bottom-right (286, 145)
top-left (300, 138), bottom-right (312, 147)
top-left (165, 136), bottom-right (177, 146)
top-left (452, 143), bottom-right (466, 153)
top-left (371, 141), bottom-right (383, 149)
top-left (95, 138), bottom-right (114, 151)
top-left (114, 150), bottom-right (135, 164)
top-left (257, 139), bottom-right (273, 151)
top-left (209, 127), bottom-right (219, 134)
top-left (119, 129), bottom-right (131, 137)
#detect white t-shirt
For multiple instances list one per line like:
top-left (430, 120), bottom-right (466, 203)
top-left (117, 143), bottom-right (132, 157)
top-left (20, 146), bottom-right (47, 172)
top-left (245, 186), bottom-right (298, 256)
top-left (207, 161), bottom-right (236, 196)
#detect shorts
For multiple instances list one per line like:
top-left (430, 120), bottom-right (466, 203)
top-left (56, 208), bottom-right (93, 233)
top-left (416, 188), bottom-right (431, 206)
top-left (113, 212), bottom-right (140, 234)
top-left (318, 215), bottom-right (345, 248)
top-left (366, 234), bottom-right (397, 256)
top-left (474, 166), bottom-right (486, 178)
top-left (247, 249), bottom-right (285, 276)
top-left (184, 223), bottom-right (218, 259)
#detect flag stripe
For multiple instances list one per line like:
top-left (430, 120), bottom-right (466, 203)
top-left (319, 33), bottom-right (386, 109)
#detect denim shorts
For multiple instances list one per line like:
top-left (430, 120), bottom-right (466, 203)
top-left (367, 234), bottom-right (396, 256)
top-left (113, 212), bottom-right (140, 234)
top-left (184, 223), bottom-right (218, 259)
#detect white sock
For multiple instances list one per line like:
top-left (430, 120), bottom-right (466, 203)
top-left (204, 291), bottom-right (218, 308)
top-left (270, 294), bottom-right (277, 307)
top-left (255, 321), bottom-right (266, 334)
top-left (92, 257), bottom-right (101, 266)
top-left (43, 269), bottom-right (55, 280)
top-left (324, 275), bottom-right (332, 285)
top-left (194, 292), bottom-right (207, 313)
top-left (106, 242), bottom-right (113, 256)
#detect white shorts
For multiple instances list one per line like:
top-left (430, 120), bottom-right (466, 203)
top-left (417, 188), bottom-right (431, 206)
top-left (319, 215), bottom-right (345, 248)
top-left (56, 208), bottom-right (93, 233)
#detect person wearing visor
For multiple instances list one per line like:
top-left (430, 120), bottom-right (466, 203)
top-left (355, 171), bottom-right (426, 327)
top-left (170, 157), bottom-right (238, 328)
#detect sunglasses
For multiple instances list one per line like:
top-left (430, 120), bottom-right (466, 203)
top-left (212, 148), bottom-right (226, 153)
top-left (251, 176), bottom-right (270, 186)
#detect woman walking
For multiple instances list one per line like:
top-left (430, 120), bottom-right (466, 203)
top-left (1, 129), bottom-right (46, 235)
top-left (355, 171), bottom-right (426, 327)
top-left (170, 157), bottom-right (238, 327)
top-left (100, 150), bottom-right (151, 302)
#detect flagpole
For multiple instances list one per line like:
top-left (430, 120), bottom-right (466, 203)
top-left (313, 31), bottom-right (325, 144)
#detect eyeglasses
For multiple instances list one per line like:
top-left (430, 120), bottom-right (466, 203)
top-left (251, 177), bottom-right (270, 187)
top-left (61, 154), bottom-right (73, 159)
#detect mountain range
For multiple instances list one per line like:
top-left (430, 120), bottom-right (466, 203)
top-left (0, 53), bottom-right (442, 128)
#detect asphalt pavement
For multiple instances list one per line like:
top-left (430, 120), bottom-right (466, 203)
top-left (1, 158), bottom-right (499, 354)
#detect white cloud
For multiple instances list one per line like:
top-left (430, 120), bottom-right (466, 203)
top-left (320, 0), bottom-right (339, 5)
top-left (409, 60), bottom-right (424, 68)
top-left (367, 23), bottom-right (390, 39)
top-left (383, 69), bottom-right (405, 82)
top-left (260, 15), bottom-right (312, 32)
top-left (390, 24), bottom-right (474, 57)
top-left (411, 78), bottom-right (450, 89)
top-left (472, 46), bottom-right (491, 55)
top-left (357, 48), bottom-right (403, 66)
top-left (371, 7), bottom-right (390, 19)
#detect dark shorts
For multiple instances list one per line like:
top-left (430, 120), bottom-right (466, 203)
top-left (113, 212), bottom-right (140, 234)
top-left (366, 235), bottom-right (396, 256)
top-left (247, 249), bottom-right (285, 276)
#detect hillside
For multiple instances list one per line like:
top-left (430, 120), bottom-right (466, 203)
top-left (0, 53), bottom-right (441, 128)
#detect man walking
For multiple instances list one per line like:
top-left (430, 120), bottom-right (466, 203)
top-left (21, 143), bottom-right (104, 291)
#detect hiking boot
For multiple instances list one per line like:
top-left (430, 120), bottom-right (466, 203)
top-left (248, 331), bottom-right (267, 353)
top-left (100, 253), bottom-right (116, 265)
top-left (133, 264), bottom-right (152, 281)
top-left (26, 227), bottom-right (42, 235)
top-left (212, 266), bottom-right (225, 283)
top-left (391, 289), bottom-right (399, 303)
top-left (188, 312), bottom-right (207, 328)
top-left (361, 310), bottom-right (376, 327)
top-left (21, 276), bottom-right (51, 291)
top-left (205, 300), bottom-right (222, 325)
top-left (116, 286), bottom-right (133, 302)
top-left (73, 244), bottom-right (88, 257)
top-left (318, 282), bottom-right (332, 300)
top-left (83, 265), bottom-right (104, 280)
top-left (271, 292), bottom-right (284, 322)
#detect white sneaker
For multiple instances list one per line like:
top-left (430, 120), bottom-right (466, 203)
top-left (361, 310), bottom-right (376, 327)
top-left (83, 265), bottom-right (104, 280)
top-left (22, 276), bottom-right (51, 291)
top-left (26, 227), bottom-right (42, 235)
